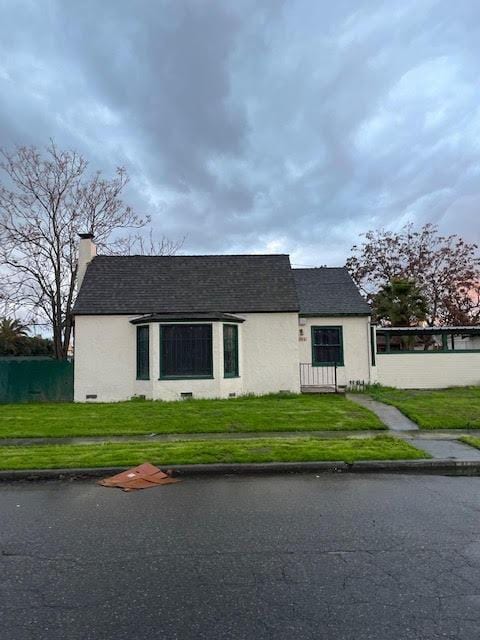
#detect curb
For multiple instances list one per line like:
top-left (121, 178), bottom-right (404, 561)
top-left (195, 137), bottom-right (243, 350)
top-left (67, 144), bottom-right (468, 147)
top-left (2, 459), bottom-right (480, 481)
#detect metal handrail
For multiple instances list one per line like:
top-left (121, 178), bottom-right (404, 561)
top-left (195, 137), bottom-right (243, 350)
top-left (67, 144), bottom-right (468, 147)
top-left (299, 362), bottom-right (337, 392)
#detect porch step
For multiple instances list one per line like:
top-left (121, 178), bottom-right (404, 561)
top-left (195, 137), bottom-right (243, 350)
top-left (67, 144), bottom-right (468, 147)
top-left (301, 385), bottom-right (339, 394)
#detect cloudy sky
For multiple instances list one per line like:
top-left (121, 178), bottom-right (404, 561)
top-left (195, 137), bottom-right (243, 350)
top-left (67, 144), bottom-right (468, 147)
top-left (1, 0), bottom-right (479, 266)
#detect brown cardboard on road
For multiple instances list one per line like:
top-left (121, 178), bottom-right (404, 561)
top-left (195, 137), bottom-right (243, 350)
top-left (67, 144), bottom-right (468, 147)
top-left (98, 462), bottom-right (180, 491)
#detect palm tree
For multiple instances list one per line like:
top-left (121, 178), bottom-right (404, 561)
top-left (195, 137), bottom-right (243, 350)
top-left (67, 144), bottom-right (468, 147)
top-left (373, 279), bottom-right (428, 327)
top-left (0, 317), bottom-right (28, 355)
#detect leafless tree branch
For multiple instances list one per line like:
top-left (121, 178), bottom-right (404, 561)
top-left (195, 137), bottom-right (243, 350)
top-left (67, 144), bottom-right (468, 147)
top-left (0, 141), bottom-right (182, 358)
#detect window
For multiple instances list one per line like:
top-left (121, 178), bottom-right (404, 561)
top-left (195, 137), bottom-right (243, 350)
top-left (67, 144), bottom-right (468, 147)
top-left (223, 324), bottom-right (239, 377)
top-left (389, 333), bottom-right (445, 352)
top-left (376, 330), bottom-right (480, 353)
top-left (312, 326), bottom-right (343, 366)
top-left (136, 325), bottom-right (150, 380)
top-left (160, 324), bottom-right (213, 379)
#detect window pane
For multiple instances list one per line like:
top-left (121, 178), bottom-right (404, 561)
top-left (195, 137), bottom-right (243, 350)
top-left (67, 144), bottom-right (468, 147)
top-left (223, 324), bottom-right (238, 377)
top-left (313, 345), bottom-right (341, 364)
top-left (389, 334), bottom-right (444, 351)
top-left (446, 333), bottom-right (480, 350)
top-left (376, 333), bottom-right (387, 353)
top-left (312, 327), bottom-right (342, 364)
top-left (320, 328), bottom-right (340, 345)
top-left (161, 324), bottom-right (213, 377)
top-left (136, 325), bottom-right (150, 379)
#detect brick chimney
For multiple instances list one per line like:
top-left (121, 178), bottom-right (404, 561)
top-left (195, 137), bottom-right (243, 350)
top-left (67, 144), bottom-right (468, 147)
top-left (77, 233), bottom-right (97, 288)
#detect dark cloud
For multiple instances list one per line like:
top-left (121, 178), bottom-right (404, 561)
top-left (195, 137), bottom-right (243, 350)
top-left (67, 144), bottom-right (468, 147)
top-left (1, 0), bottom-right (479, 265)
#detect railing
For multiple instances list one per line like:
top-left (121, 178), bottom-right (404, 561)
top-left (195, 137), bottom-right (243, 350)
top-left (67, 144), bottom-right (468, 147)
top-left (299, 363), bottom-right (337, 392)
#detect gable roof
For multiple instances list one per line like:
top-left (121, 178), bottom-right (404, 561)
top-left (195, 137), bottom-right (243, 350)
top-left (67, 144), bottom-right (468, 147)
top-left (293, 267), bottom-right (371, 315)
top-left (73, 254), bottom-right (299, 315)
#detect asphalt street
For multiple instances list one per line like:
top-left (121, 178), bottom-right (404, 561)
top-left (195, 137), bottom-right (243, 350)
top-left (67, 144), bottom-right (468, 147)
top-left (1, 474), bottom-right (480, 640)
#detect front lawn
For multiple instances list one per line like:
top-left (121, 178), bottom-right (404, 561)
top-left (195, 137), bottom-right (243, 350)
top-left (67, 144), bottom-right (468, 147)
top-left (369, 386), bottom-right (480, 429)
top-left (0, 394), bottom-right (384, 439)
top-left (0, 436), bottom-right (425, 470)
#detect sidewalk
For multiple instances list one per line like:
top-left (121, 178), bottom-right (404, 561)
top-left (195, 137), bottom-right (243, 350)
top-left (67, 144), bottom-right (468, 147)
top-left (347, 392), bottom-right (480, 462)
top-left (4, 428), bottom-right (480, 459)
top-left (0, 429), bottom-right (386, 447)
top-left (405, 438), bottom-right (480, 460)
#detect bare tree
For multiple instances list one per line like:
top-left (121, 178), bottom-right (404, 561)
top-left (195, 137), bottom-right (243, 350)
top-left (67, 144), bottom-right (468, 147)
top-left (0, 142), bottom-right (180, 359)
top-left (109, 229), bottom-right (185, 256)
top-left (346, 224), bottom-right (480, 326)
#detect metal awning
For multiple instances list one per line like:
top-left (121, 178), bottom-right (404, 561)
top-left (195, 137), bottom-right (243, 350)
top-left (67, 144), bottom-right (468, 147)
top-left (376, 326), bottom-right (480, 336)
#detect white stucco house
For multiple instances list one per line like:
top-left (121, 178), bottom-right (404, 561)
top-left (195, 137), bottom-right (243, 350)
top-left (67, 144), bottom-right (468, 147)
top-left (72, 234), bottom-right (375, 402)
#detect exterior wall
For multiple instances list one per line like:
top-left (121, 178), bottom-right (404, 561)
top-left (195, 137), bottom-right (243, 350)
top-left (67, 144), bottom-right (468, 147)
top-left (240, 312), bottom-right (300, 395)
top-left (298, 316), bottom-right (373, 388)
top-left (74, 312), bottom-right (299, 402)
top-left (74, 315), bottom-right (139, 402)
top-left (376, 353), bottom-right (480, 389)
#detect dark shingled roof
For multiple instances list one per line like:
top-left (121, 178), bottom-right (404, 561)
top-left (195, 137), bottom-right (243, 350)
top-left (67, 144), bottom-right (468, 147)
top-left (293, 267), bottom-right (371, 315)
top-left (73, 254), bottom-right (299, 315)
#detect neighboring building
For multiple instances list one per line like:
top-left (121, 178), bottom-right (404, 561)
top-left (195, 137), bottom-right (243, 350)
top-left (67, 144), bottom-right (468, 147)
top-left (72, 235), bottom-right (375, 402)
top-left (375, 326), bottom-right (480, 389)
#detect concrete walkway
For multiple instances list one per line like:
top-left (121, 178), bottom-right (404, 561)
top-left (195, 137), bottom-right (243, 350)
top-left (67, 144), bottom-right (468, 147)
top-left (0, 429), bottom-right (385, 447)
top-left (407, 437), bottom-right (480, 460)
top-left (347, 393), bottom-right (419, 431)
top-left (347, 393), bottom-right (480, 461)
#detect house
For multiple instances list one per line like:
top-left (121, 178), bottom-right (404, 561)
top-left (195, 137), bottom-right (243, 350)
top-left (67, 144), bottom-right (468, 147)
top-left (293, 268), bottom-right (373, 389)
top-left (72, 234), bottom-right (376, 402)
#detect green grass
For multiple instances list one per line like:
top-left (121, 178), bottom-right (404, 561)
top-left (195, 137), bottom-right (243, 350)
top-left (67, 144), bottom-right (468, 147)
top-left (368, 386), bottom-right (480, 429)
top-left (459, 436), bottom-right (480, 450)
top-left (0, 436), bottom-right (426, 470)
top-left (0, 394), bottom-right (384, 439)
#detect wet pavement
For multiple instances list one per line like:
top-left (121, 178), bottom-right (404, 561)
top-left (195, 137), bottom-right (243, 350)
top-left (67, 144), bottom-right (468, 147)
top-left (347, 393), bottom-right (419, 431)
top-left (407, 438), bottom-right (480, 461)
top-left (2, 474), bottom-right (480, 639)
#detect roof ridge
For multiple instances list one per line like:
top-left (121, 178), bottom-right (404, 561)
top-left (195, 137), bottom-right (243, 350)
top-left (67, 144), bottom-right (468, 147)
top-left (94, 253), bottom-right (291, 259)
top-left (293, 266), bottom-right (347, 271)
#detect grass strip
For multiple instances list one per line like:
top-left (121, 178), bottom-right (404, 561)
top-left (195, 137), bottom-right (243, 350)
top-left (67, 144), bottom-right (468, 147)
top-left (459, 436), bottom-right (480, 450)
top-left (0, 393), bottom-right (384, 439)
top-left (0, 436), bottom-right (427, 470)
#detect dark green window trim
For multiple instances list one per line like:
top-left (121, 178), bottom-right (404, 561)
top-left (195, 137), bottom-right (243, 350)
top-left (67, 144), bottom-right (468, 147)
top-left (370, 325), bottom-right (376, 366)
top-left (223, 324), bottom-right (239, 378)
top-left (378, 349), bottom-right (480, 355)
top-left (136, 325), bottom-right (150, 380)
top-left (311, 325), bottom-right (344, 366)
top-left (159, 375), bottom-right (214, 380)
top-left (159, 324), bottom-right (213, 379)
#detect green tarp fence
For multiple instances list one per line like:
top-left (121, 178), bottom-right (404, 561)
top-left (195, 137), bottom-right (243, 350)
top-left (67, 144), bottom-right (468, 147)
top-left (0, 358), bottom-right (73, 403)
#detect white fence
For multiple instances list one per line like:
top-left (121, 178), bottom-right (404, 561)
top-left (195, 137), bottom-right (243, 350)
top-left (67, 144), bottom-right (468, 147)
top-left (376, 353), bottom-right (480, 389)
